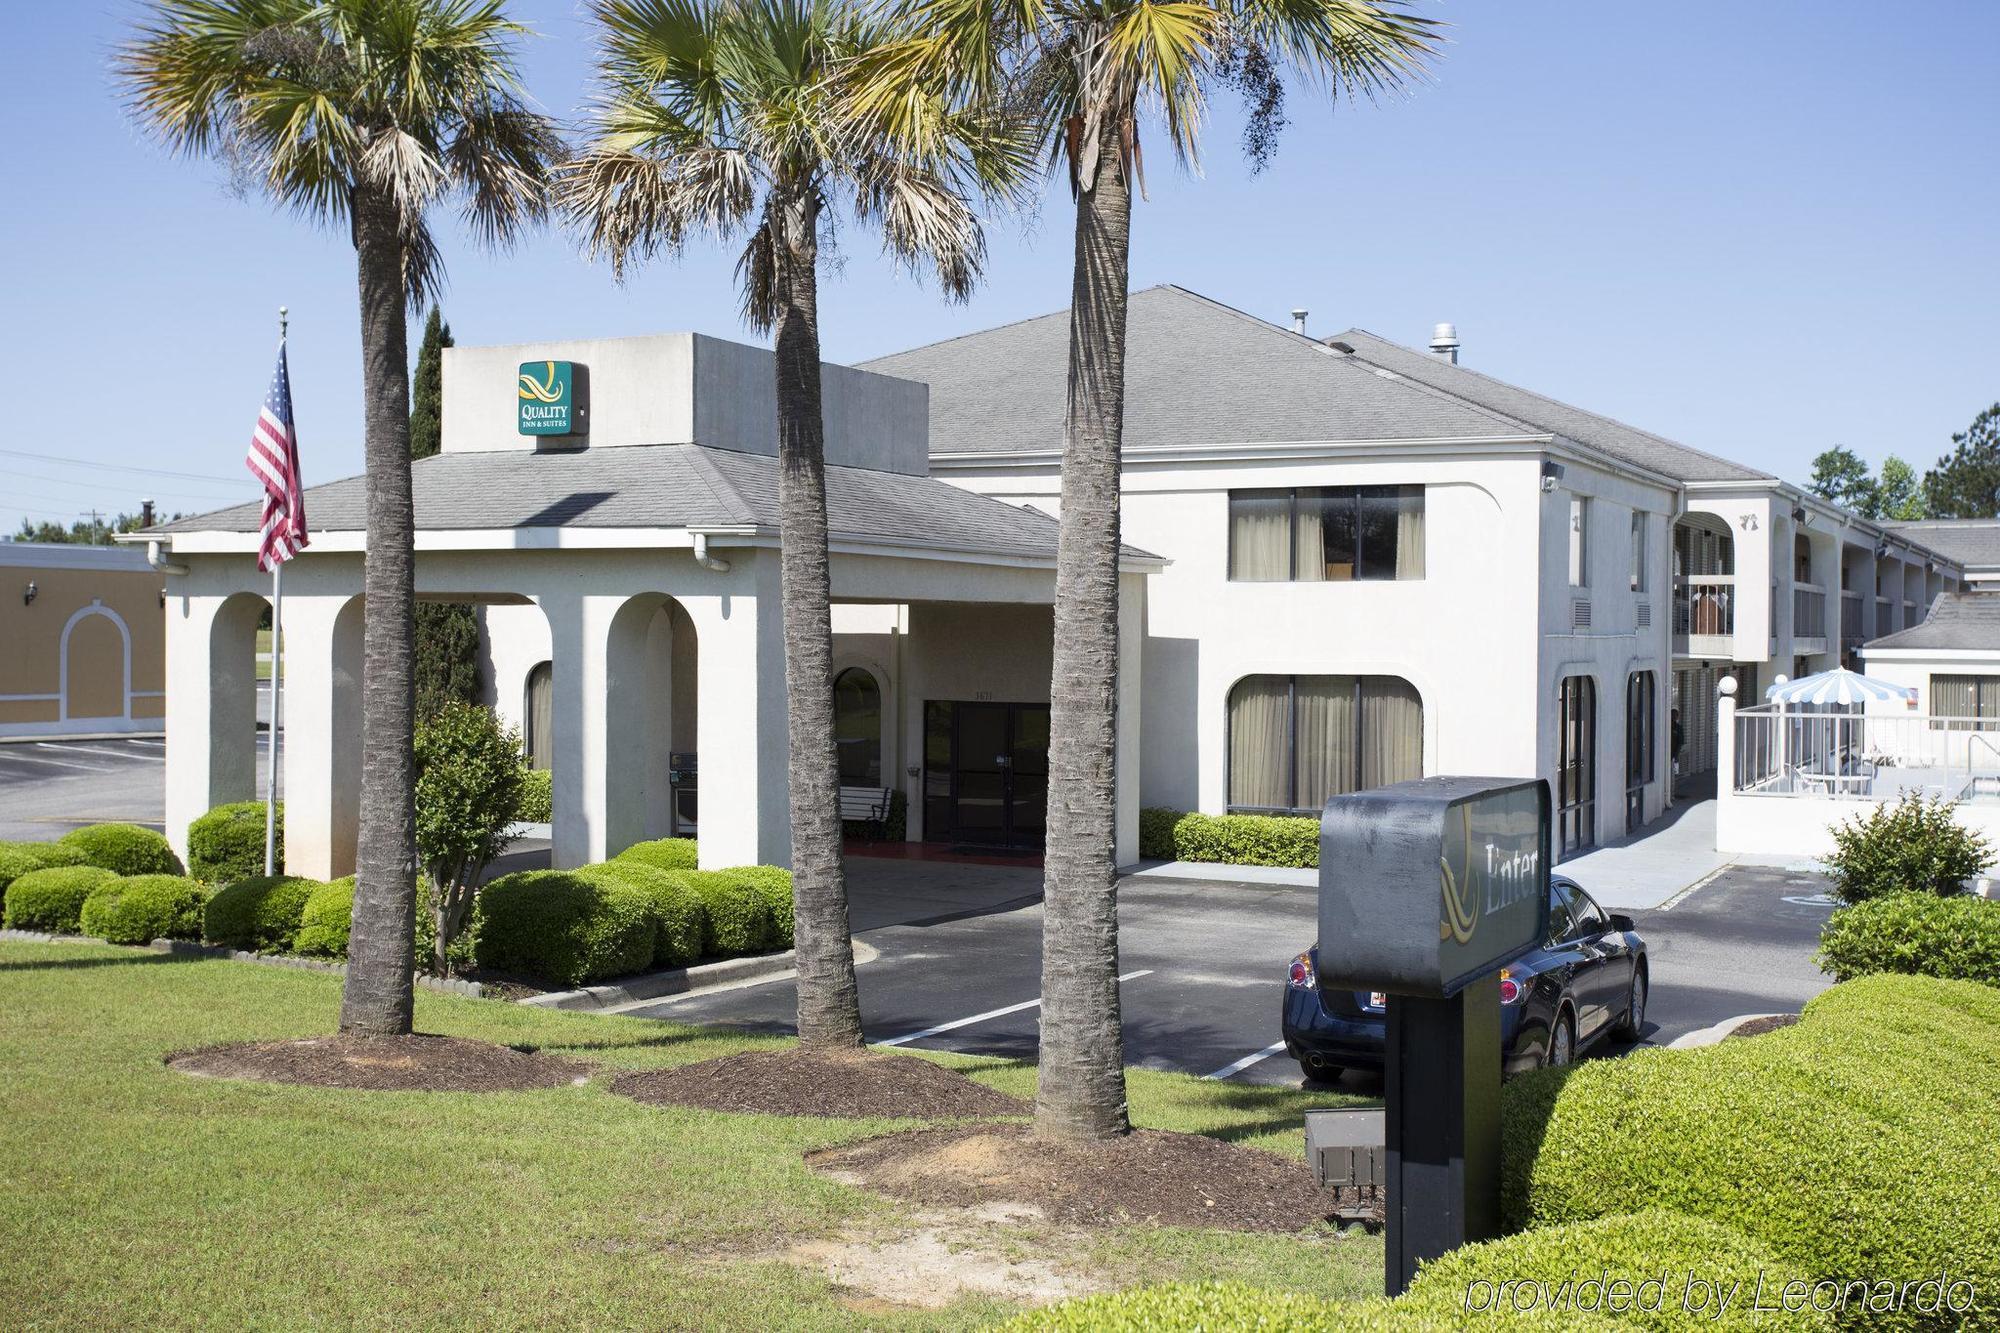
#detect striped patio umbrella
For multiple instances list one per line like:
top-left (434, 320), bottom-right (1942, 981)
top-left (1765, 668), bottom-right (1914, 707)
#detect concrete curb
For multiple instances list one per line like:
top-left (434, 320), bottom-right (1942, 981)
top-left (1667, 1013), bottom-right (1789, 1050)
top-left (0, 929), bottom-right (483, 998)
top-left (521, 949), bottom-right (801, 1011)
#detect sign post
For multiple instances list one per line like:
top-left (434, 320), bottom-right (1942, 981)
top-left (1316, 776), bottom-right (1550, 1295)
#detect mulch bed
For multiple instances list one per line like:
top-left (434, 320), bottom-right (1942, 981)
top-left (167, 1034), bottom-right (591, 1092)
top-left (808, 1122), bottom-right (1354, 1233)
top-left (611, 1047), bottom-right (1029, 1120)
top-left (1726, 1014), bottom-right (1801, 1040)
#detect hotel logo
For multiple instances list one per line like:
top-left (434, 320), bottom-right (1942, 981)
top-left (518, 360), bottom-right (576, 435)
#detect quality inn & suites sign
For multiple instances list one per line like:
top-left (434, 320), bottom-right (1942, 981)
top-left (518, 360), bottom-right (579, 436)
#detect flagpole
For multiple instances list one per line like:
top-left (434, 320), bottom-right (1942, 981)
top-left (264, 306), bottom-right (287, 878)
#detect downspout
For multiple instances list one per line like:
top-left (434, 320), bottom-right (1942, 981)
top-left (692, 532), bottom-right (731, 573)
top-left (146, 537), bottom-right (189, 576)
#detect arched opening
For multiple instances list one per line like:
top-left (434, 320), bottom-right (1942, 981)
top-left (833, 667), bottom-right (883, 787)
top-left (1225, 673), bottom-right (1423, 814)
top-left (1673, 515), bottom-right (1736, 641)
top-left (601, 593), bottom-right (697, 856)
top-left (60, 602), bottom-right (131, 723)
top-left (523, 661), bottom-right (553, 770)
top-left (208, 591), bottom-right (273, 810)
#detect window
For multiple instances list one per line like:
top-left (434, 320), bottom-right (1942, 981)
top-left (1228, 486), bottom-right (1425, 581)
top-left (1932, 675), bottom-right (2000, 730)
top-left (1557, 880), bottom-right (1606, 938)
top-left (1625, 671), bottom-right (1655, 835)
top-left (1226, 674), bottom-right (1423, 814)
top-left (1557, 674), bottom-right (1597, 856)
top-left (1629, 512), bottom-right (1647, 592)
top-left (832, 668), bottom-right (883, 785)
top-left (1569, 497), bottom-right (1590, 587)
top-left (524, 661), bottom-right (553, 770)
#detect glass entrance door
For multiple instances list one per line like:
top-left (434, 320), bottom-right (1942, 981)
top-left (923, 701), bottom-right (1050, 847)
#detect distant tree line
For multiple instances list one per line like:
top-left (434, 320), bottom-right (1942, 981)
top-left (1808, 403), bottom-right (2000, 521)
top-left (12, 511), bottom-right (178, 544)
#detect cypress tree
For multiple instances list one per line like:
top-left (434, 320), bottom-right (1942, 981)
top-left (410, 307), bottom-right (482, 714)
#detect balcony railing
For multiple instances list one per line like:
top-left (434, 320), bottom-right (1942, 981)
top-left (1673, 574), bottom-right (1735, 655)
top-left (1792, 583), bottom-right (1827, 642)
top-left (1842, 590), bottom-right (1863, 643)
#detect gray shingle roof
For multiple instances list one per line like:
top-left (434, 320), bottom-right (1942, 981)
top-left (159, 443), bottom-right (1130, 561)
top-left (1325, 329), bottom-right (1772, 485)
top-left (1882, 522), bottom-right (2000, 571)
top-left (1868, 593), bottom-right (2000, 651)
top-left (862, 286), bottom-right (1545, 454)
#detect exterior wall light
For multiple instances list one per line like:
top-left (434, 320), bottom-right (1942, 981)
top-left (23, 581), bottom-right (36, 606)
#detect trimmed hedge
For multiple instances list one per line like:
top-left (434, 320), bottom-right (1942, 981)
top-left (677, 870), bottom-right (774, 957)
top-left (1406, 1209), bottom-right (1830, 1331)
top-left (79, 874), bottom-right (208, 945)
top-left (187, 801), bottom-right (280, 883)
top-left (202, 875), bottom-right (318, 952)
top-left (997, 1280), bottom-right (1607, 1331)
top-left (515, 768), bottom-right (552, 823)
top-left (720, 866), bottom-right (794, 949)
top-left (0, 840), bottom-right (87, 898)
top-left (59, 823), bottom-right (184, 877)
top-left (1505, 973), bottom-right (2000, 1330)
top-left (2, 865), bottom-right (118, 933)
top-left (615, 837), bottom-right (699, 872)
top-left (1138, 808), bottom-right (1319, 868)
top-left (1816, 892), bottom-right (2000, 986)
top-left (572, 862), bottom-right (704, 969)
top-left (475, 869), bottom-right (658, 987)
top-left (294, 877), bottom-right (355, 958)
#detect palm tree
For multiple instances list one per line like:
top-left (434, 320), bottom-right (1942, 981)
top-left (855, 0), bottom-right (1439, 1140)
top-left (122, 0), bottom-right (561, 1037)
top-left (562, 0), bottom-right (1027, 1050)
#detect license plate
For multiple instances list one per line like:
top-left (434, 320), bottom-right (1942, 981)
top-left (1368, 992), bottom-right (1387, 1010)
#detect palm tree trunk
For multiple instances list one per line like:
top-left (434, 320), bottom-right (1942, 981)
top-left (771, 197), bottom-right (865, 1049)
top-left (339, 184), bottom-right (420, 1037)
top-left (1035, 147), bottom-right (1134, 1140)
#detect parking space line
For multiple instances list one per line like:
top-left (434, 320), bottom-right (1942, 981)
top-left (1, 752), bottom-right (100, 774)
top-left (1204, 1041), bottom-right (1287, 1081)
top-left (39, 743), bottom-right (164, 763)
top-left (874, 968), bottom-right (1154, 1049)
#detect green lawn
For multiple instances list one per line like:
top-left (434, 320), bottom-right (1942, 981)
top-left (256, 628), bottom-right (273, 680)
top-left (0, 941), bottom-right (1379, 1329)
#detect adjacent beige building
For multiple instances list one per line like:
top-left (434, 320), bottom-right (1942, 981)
top-left (0, 542), bottom-right (165, 738)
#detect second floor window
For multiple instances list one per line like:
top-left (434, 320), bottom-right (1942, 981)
top-left (1630, 511), bottom-right (1647, 592)
top-left (1569, 497), bottom-right (1590, 587)
top-left (1228, 485), bottom-right (1425, 581)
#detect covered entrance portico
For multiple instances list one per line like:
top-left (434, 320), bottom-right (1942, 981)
top-left (150, 446), bottom-right (1155, 879)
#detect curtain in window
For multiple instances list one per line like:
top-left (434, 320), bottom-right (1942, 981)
top-left (525, 662), bottom-right (553, 770)
top-left (1294, 676), bottom-right (1356, 808)
top-left (1360, 676), bottom-right (1424, 788)
top-left (1395, 486), bottom-right (1425, 579)
top-left (1229, 492), bottom-right (1292, 580)
top-left (1293, 491), bottom-right (1329, 581)
top-left (1228, 678), bottom-right (1292, 808)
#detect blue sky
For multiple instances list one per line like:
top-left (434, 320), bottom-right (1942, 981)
top-left (4, 2), bottom-right (1996, 527)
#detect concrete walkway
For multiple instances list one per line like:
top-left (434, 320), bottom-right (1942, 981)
top-left (1560, 798), bottom-right (1728, 910)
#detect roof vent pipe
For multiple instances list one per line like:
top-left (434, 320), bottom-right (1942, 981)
top-left (1291, 308), bottom-right (1309, 335)
top-left (1429, 322), bottom-right (1461, 364)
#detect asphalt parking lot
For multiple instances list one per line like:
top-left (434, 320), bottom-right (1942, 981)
top-left (0, 735), bottom-right (273, 843)
top-left (624, 856), bottom-right (1839, 1089)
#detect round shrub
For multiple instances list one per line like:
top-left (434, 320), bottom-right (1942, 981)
top-left (59, 823), bottom-right (184, 877)
top-left (1822, 791), bottom-right (1991, 904)
top-left (722, 866), bottom-right (793, 948)
top-left (2, 865), bottom-right (118, 933)
top-left (79, 874), bottom-right (209, 945)
top-left (514, 767), bottom-right (552, 823)
top-left (202, 874), bottom-right (319, 952)
top-left (578, 862), bottom-right (704, 968)
top-left (1506, 973), bottom-right (2000, 1330)
top-left (615, 837), bottom-right (699, 872)
top-left (1816, 892), bottom-right (2000, 986)
top-left (0, 840), bottom-right (87, 897)
top-left (1405, 1210), bottom-right (1830, 1331)
top-left (678, 870), bottom-right (774, 957)
top-left (294, 877), bottom-right (356, 958)
top-left (186, 801), bottom-right (281, 883)
top-left (474, 869), bottom-right (658, 987)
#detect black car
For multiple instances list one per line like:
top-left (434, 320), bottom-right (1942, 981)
top-left (1282, 875), bottom-right (1648, 1081)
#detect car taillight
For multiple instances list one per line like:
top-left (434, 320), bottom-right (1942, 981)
top-left (1288, 955), bottom-right (1313, 988)
top-left (1498, 969), bottom-right (1523, 1005)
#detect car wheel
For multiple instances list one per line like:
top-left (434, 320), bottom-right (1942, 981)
top-left (1612, 969), bottom-right (1648, 1040)
top-left (1545, 1011), bottom-right (1576, 1069)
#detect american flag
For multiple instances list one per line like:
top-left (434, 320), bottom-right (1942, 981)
top-left (247, 341), bottom-right (308, 571)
